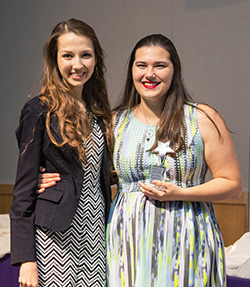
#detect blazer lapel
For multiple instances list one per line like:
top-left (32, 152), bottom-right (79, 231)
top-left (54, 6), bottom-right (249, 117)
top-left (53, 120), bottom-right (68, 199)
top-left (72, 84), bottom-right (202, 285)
top-left (50, 115), bottom-right (83, 169)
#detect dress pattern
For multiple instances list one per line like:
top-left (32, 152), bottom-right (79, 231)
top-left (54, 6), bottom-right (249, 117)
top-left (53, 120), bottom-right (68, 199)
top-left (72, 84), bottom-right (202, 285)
top-left (106, 104), bottom-right (225, 287)
top-left (36, 117), bottom-right (106, 287)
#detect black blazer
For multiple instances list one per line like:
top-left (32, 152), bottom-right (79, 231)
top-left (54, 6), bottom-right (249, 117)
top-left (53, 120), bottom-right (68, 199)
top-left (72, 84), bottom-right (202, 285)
top-left (9, 97), bottom-right (111, 265)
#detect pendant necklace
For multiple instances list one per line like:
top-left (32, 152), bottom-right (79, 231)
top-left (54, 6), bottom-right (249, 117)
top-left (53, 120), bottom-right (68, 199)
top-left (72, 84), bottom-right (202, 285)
top-left (140, 105), bottom-right (157, 142)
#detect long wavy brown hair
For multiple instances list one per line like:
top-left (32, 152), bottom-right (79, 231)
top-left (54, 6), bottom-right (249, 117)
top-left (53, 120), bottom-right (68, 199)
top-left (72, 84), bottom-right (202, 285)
top-left (115, 34), bottom-right (220, 153)
top-left (39, 18), bottom-right (113, 162)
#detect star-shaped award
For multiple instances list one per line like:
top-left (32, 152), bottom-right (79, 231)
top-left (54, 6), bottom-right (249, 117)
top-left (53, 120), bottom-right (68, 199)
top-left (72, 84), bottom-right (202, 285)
top-left (153, 141), bottom-right (174, 157)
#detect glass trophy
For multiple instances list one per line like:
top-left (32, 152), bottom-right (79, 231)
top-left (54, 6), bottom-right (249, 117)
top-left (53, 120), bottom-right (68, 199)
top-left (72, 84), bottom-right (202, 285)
top-left (149, 141), bottom-right (174, 186)
top-left (149, 164), bottom-right (166, 184)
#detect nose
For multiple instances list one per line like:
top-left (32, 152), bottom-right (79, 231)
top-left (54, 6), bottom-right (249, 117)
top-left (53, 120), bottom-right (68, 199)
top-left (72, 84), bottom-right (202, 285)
top-left (73, 57), bottom-right (83, 70)
top-left (145, 66), bottom-right (155, 79)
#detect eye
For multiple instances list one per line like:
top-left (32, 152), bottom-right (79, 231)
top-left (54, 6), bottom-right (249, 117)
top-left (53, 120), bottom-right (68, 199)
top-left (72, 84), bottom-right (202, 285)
top-left (155, 64), bottom-right (167, 69)
top-left (82, 52), bottom-right (92, 58)
top-left (63, 53), bottom-right (73, 59)
top-left (136, 64), bottom-right (147, 68)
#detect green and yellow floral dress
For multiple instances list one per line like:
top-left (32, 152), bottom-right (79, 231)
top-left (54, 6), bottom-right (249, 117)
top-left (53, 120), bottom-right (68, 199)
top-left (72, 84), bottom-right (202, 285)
top-left (106, 104), bottom-right (225, 287)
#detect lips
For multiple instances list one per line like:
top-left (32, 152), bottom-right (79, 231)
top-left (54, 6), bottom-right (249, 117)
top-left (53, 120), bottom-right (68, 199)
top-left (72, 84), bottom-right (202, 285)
top-left (71, 72), bottom-right (85, 80)
top-left (142, 81), bottom-right (160, 89)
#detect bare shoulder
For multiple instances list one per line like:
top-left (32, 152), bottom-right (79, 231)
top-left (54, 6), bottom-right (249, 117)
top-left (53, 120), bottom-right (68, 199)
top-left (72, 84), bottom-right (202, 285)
top-left (196, 104), bottom-right (226, 129)
top-left (196, 104), bottom-right (218, 121)
top-left (196, 103), bottom-right (230, 143)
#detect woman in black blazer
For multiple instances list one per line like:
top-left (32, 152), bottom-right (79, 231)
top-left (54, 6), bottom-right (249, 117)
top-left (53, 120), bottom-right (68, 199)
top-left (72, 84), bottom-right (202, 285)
top-left (9, 18), bottom-right (113, 287)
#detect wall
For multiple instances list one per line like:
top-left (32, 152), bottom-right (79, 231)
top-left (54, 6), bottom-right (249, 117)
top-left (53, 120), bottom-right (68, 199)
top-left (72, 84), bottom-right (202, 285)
top-left (0, 0), bottom-right (249, 195)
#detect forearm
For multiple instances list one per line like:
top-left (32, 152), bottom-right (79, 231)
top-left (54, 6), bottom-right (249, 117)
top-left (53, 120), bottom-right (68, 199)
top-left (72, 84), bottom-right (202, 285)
top-left (10, 98), bottom-right (44, 265)
top-left (140, 176), bottom-right (242, 203)
top-left (179, 177), bottom-right (242, 202)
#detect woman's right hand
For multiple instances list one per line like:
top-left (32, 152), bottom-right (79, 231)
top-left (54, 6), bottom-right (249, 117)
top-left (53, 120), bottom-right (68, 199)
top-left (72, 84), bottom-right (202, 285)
top-left (37, 167), bottom-right (61, 194)
top-left (19, 261), bottom-right (38, 287)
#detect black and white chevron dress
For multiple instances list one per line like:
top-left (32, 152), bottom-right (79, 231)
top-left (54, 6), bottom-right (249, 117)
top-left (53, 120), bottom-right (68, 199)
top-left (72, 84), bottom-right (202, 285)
top-left (35, 117), bottom-right (106, 287)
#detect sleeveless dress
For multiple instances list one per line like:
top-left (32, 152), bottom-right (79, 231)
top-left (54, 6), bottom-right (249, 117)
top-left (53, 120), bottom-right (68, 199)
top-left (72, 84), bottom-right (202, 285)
top-left (106, 104), bottom-right (226, 287)
top-left (35, 117), bottom-right (106, 287)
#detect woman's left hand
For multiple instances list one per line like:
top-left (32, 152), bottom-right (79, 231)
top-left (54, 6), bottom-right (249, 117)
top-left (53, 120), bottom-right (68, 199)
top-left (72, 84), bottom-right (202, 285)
top-left (139, 181), bottom-right (182, 201)
top-left (36, 166), bottom-right (61, 194)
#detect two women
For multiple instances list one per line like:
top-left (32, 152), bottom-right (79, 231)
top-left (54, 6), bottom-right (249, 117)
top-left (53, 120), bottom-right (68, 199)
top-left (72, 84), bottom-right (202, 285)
top-left (12, 21), bottom-right (242, 286)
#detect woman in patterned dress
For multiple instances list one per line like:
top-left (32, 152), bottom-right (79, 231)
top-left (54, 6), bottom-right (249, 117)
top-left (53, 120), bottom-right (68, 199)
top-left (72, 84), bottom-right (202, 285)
top-left (106, 34), bottom-right (242, 286)
top-left (10, 19), bottom-right (113, 287)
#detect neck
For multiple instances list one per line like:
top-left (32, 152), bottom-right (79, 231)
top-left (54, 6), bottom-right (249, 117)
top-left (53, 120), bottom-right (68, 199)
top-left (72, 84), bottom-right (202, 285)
top-left (72, 86), bottom-right (83, 101)
top-left (135, 100), bottom-right (163, 125)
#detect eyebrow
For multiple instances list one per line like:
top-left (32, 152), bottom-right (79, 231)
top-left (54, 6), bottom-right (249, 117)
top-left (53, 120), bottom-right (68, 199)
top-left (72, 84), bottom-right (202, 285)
top-left (60, 49), bottom-right (94, 53)
top-left (135, 60), bottom-right (170, 64)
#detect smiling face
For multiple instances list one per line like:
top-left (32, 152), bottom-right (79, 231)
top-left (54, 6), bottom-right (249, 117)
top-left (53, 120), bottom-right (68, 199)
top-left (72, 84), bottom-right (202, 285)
top-left (132, 45), bottom-right (174, 105)
top-left (57, 32), bottom-right (96, 98)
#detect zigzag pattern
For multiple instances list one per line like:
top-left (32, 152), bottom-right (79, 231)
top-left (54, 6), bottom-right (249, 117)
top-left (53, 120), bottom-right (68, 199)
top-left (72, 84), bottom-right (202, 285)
top-left (36, 119), bottom-right (106, 286)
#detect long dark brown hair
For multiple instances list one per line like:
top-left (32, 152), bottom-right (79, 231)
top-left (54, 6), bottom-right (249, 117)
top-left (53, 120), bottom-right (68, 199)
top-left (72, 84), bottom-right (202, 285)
top-left (39, 18), bottom-right (113, 161)
top-left (115, 34), bottom-right (221, 153)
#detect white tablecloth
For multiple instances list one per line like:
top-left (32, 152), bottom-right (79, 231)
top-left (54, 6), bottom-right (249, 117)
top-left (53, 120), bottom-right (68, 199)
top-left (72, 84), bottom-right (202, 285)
top-left (0, 214), bottom-right (10, 258)
top-left (225, 232), bottom-right (250, 279)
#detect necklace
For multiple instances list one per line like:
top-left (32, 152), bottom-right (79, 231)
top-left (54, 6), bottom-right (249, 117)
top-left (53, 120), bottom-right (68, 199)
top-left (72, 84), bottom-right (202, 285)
top-left (140, 105), bottom-right (156, 142)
